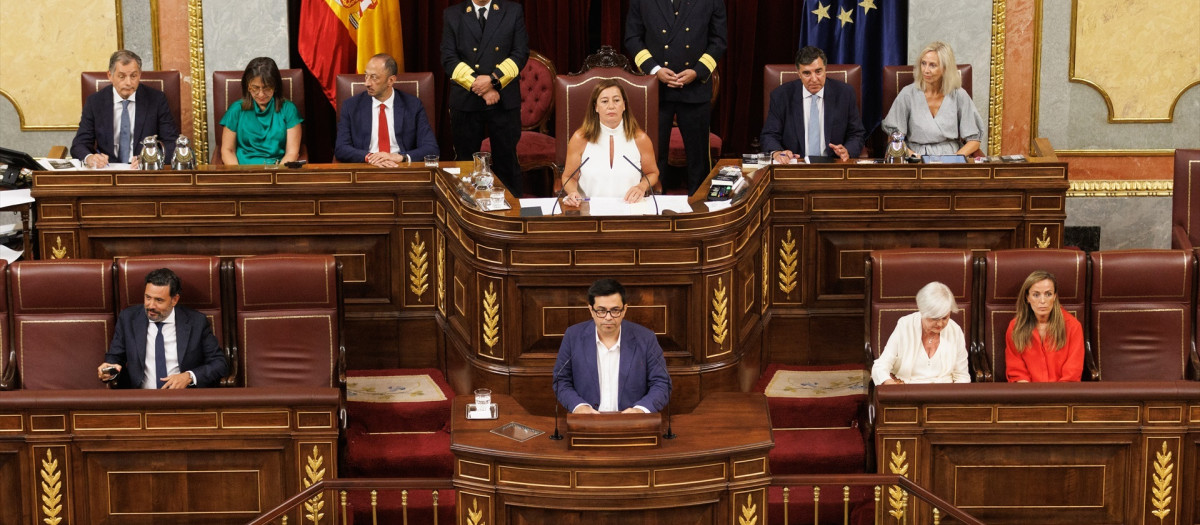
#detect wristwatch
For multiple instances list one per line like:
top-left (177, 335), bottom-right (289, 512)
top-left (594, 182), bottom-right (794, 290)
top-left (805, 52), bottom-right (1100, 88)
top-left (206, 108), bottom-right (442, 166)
top-left (490, 74), bottom-right (502, 91)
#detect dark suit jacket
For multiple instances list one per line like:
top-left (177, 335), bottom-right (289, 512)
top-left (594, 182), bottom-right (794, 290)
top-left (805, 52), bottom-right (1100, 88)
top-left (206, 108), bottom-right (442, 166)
top-left (104, 305), bottom-right (227, 388)
top-left (552, 320), bottom-right (672, 412)
top-left (624, 0), bottom-right (728, 103)
top-left (440, 0), bottom-right (529, 112)
top-left (761, 78), bottom-right (866, 158)
top-left (334, 89), bottom-right (439, 163)
top-left (71, 84), bottom-right (179, 161)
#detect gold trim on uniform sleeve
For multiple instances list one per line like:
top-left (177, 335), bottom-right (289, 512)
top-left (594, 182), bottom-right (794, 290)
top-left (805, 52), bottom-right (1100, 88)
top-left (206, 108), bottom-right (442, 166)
top-left (496, 59), bottom-right (520, 88)
top-left (634, 49), bottom-right (654, 69)
top-left (698, 53), bottom-right (717, 74)
top-left (452, 62), bottom-right (477, 90)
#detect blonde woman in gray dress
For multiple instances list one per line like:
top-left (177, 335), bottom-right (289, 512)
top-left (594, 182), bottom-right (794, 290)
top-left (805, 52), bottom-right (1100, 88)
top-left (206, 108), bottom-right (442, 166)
top-left (882, 41), bottom-right (985, 157)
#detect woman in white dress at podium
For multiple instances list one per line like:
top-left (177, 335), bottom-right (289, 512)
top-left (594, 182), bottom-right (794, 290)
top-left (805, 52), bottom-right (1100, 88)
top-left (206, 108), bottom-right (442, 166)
top-left (561, 80), bottom-right (659, 206)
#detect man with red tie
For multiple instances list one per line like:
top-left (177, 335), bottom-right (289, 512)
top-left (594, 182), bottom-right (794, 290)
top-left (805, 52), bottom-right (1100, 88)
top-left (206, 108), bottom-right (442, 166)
top-left (334, 54), bottom-right (439, 167)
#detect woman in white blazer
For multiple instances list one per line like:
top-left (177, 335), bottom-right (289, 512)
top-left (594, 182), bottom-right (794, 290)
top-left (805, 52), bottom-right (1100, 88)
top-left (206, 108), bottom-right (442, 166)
top-left (871, 281), bottom-right (971, 385)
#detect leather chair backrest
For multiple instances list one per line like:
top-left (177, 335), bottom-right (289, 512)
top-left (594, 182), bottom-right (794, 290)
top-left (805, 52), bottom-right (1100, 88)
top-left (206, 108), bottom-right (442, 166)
top-left (10, 260), bottom-right (114, 390)
top-left (1089, 250), bottom-right (1195, 381)
top-left (81, 71), bottom-right (183, 133)
top-left (554, 65), bottom-right (658, 168)
top-left (335, 72), bottom-right (437, 133)
top-left (519, 50), bottom-right (557, 132)
top-left (762, 64), bottom-right (862, 122)
top-left (0, 261), bottom-right (9, 388)
top-left (882, 64), bottom-right (972, 121)
top-left (1172, 149), bottom-right (1200, 248)
top-left (234, 255), bottom-right (342, 388)
top-left (116, 256), bottom-right (225, 348)
top-left (211, 68), bottom-right (306, 164)
top-left (865, 249), bottom-right (974, 361)
top-left (981, 249), bottom-right (1087, 382)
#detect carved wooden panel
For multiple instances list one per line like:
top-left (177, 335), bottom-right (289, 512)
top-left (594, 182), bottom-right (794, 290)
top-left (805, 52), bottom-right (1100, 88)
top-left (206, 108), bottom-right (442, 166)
top-left (402, 228), bottom-right (436, 308)
top-left (0, 448), bottom-right (24, 525)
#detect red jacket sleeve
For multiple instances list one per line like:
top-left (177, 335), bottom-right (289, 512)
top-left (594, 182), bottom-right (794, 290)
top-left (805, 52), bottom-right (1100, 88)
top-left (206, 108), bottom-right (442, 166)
top-left (1004, 320), bottom-right (1031, 382)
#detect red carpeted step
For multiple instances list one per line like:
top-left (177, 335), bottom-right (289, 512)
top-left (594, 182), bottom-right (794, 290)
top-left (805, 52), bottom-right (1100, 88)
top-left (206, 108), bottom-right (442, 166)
top-left (344, 487), bottom-right (455, 525)
top-left (342, 422), bottom-right (454, 479)
top-left (754, 364), bottom-right (868, 429)
top-left (767, 485), bottom-right (876, 525)
top-left (769, 427), bottom-right (866, 475)
top-left (346, 368), bottom-right (454, 433)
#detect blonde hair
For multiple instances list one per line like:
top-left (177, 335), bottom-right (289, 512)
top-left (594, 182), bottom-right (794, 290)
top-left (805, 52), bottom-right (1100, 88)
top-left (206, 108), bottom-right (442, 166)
top-left (1011, 271), bottom-right (1067, 352)
top-left (580, 79), bottom-right (641, 143)
top-left (913, 41), bottom-right (962, 96)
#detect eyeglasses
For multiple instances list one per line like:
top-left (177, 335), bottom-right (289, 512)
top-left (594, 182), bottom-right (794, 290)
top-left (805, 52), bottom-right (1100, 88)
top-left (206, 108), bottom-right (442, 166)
top-left (591, 306), bottom-right (626, 318)
top-left (248, 85), bottom-right (275, 95)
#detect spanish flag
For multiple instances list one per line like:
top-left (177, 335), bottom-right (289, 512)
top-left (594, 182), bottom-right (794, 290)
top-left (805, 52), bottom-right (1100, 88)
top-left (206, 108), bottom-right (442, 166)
top-left (298, 0), bottom-right (406, 107)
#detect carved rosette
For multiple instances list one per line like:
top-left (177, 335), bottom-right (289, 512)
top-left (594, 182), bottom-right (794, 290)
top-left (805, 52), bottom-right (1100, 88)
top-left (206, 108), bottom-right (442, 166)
top-left (777, 229), bottom-right (798, 299)
top-left (303, 445), bottom-right (326, 525)
top-left (711, 278), bottom-right (729, 345)
top-left (408, 232), bottom-right (430, 301)
top-left (39, 449), bottom-right (63, 525)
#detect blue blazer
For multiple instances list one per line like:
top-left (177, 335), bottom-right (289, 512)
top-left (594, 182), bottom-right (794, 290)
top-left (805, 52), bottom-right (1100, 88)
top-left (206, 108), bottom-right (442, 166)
top-left (761, 78), bottom-right (865, 158)
top-left (334, 88), bottom-right (439, 163)
top-left (71, 84), bottom-right (179, 161)
top-left (104, 305), bottom-right (227, 388)
top-left (552, 320), bottom-right (672, 412)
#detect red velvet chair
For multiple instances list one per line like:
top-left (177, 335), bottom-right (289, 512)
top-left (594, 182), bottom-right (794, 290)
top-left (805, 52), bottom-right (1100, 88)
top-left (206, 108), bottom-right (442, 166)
top-left (210, 68), bottom-right (306, 165)
top-left (335, 72), bottom-right (437, 133)
top-left (1171, 149), bottom-right (1200, 249)
top-left (1088, 250), bottom-right (1197, 381)
top-left (81, 71), bottom-right (183, 132)
top-left (482, 50), bottom-right (557, 195)
top-left (980, 249), bottom-right (1088, 382)
top-left (9, 260), bottom-right (115, 390)
top-left (116, 255), bottom-right (227, 370)
top-left (666, 70), bottom-right (723, 169)
top-left (231, 254), bottom-right (343, 388)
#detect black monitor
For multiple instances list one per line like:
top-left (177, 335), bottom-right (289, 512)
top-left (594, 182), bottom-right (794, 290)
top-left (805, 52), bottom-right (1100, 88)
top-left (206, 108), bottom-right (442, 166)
top-left (0, 146), bottom-right (38, 187)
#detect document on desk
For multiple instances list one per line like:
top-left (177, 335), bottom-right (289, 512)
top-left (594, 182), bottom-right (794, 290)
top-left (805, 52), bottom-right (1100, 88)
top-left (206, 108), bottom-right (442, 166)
top-left (518, 197), bottom-right (559, 215)
top-left (0, 189), bottom-right (33, 208)
top-left (587, 197), bottom-right (657, 216)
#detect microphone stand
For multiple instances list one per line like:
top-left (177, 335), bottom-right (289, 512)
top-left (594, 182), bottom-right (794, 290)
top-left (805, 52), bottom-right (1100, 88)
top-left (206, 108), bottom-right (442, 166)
top-left (622, 155), bottom-right (658, 215)
top-left (549, 353), bottom-right (574, 440)
top-left (550, 157), bottom-right (589, 216)
top-left (663, 403), bottom-right (676, 439)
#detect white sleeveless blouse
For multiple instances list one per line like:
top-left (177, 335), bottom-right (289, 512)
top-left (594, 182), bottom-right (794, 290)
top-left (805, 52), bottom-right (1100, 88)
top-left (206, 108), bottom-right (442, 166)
top-left (578, 122), bottom-right (642, 199)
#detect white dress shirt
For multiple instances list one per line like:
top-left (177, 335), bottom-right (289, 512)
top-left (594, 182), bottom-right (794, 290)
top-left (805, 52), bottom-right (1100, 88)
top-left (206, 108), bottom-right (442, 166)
top-left (369, 89), bottom-right (400, 156)
top-left (595, 328), bottom-right (622, 412)
top-left (142, 309), bottom-right (194, 388)
top-left (803, 88), bottom-right (825, 156)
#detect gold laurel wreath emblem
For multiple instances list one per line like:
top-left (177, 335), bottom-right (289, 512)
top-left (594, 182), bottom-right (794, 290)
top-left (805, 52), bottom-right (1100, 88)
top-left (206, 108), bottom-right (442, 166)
top-left (482, 282), bottom-right (500, 348)
top-left (303, 446), bottom-right (326, 524)
top-left (409, 232), bottom-right (430, 301)
top-left (778, 230), bottom-right (798, 297)
top-left (711, 278), bottom-right (729, 344)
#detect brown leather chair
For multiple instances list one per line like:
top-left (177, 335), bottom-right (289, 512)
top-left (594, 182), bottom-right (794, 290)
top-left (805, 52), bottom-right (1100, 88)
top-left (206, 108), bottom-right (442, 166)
top-left (10, 260), bottom-right (115, 390)
top-left (980, 249), bottom-right (1088, 382)
top-left (1171, 149), bottom-right (1200, 249)
top-left (116, 255), bottom-right (226, 351)
top-left (211, 68), bottom-right (306, 165)
top-left (81, 71), bottom-right (183, 131)
top-left (1089, 250), bottom-right (1197, 381)
top-left (762, 64), bottom-right (862, 122)
top-left (335, 71), bottom-right (437, 132)
top-left (881, 64), bottom-right (972, 122)
top-left (231, 255), bottom-right (344, 388)
top-left (554, 51), bottom-right (659, 171)
top-left (863, 249), bottom-right (975, 365)
top-left (482, 50), bottom-right (558, 194)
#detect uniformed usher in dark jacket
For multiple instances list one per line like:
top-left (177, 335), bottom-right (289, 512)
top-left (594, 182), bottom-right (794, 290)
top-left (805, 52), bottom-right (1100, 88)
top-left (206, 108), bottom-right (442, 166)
top-left (440, 0), bottom-right (530, 112)
top-left (624, 0), bottom-right (728, 104)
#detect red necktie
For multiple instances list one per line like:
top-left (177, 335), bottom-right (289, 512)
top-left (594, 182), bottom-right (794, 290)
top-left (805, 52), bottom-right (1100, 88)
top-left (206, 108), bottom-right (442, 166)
top-left (378, 104), bottom-right (390, 154)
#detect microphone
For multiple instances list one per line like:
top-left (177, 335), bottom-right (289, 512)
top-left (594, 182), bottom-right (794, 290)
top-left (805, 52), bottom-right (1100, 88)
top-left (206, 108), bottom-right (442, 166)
top-left (550, 157), bottom-right (589, 216)
top-left (549, 353), bottom-right (573, 440)
top-left (663, 402), bottom-right (676, 439)
top-left (622, 155), bottom-right (659, 215)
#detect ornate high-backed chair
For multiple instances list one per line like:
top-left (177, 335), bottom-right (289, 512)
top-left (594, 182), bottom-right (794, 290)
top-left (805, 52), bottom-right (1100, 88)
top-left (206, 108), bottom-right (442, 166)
top-left (481, 50), bottom-right (558, 195)
top-left (81, 71), bottom-right (183, 131)
top-left (881, 64), bottom-right (972, 121)
top-left (1089, 250), bottom-right (1196, 381)
top-left (231, 254), bottom-right (343, 388)
top-left (554, 46), bottom-right (659, 170)
top-left (761, 64), bottom-right (862, 122)
top-left (980, 249), bottom-right (1087, 382)
top-left (116, 255), bottom-right (226, 351)
top-left (211, 68), bottom-right (306, 164)
top-left (10, 260), bottom-right (114, 390)
top-left (1171, 149), bottom-right (1200, 249)
top-left (863, 249), bottom-right (975, 366)
top-left (335, 72), bottom-right (437, 132)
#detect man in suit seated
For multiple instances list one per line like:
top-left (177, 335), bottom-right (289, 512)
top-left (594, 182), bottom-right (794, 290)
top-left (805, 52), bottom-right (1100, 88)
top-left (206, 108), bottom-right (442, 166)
top-left (761, 46), bottom-right (865, 162)
top-left (97, 268), bottom-right (227, 389)
top-left (72, 50), bottom-right (179, 169)
top-left (553, 278), bottom-right (672, 414)
top-left (335, 53), bottom-right (438, 166)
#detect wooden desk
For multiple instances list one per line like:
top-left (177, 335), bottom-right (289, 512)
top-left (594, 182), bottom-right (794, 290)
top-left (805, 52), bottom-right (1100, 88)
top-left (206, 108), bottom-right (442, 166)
top-left (30, 160), bottom-right (1068, 412)
top-left (450, 392), bottom-right (773, 525)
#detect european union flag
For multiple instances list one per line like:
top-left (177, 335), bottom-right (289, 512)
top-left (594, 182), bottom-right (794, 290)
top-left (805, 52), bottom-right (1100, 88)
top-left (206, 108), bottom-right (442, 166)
top-left (800, 0), bottom-right (906, 133)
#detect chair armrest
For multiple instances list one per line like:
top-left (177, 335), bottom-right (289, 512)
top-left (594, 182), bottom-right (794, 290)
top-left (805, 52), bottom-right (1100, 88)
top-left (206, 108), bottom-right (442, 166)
top-left (0, 349), bottom-right (14, 390)
top-left (1083, 340), bottom-right (1101, 381)
top-left (221, 344), bottom-right (240, 387)
top-left (1171, 225), bottom-right (1193, 250)
top-left (1189, 341), bottom-right (1200, 381)
top-left (969, 342), bottom-right (992, 382)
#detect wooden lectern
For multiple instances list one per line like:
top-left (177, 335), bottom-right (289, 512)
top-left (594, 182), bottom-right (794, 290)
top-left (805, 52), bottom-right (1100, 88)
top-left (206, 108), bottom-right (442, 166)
top-left (566, 411), bottom-right (663, 449)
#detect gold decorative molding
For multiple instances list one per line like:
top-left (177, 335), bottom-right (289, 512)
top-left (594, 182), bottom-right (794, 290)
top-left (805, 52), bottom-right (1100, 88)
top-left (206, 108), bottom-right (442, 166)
top-left (50, 237), bottom-right (68, 259)
top-left (467, 497), bottom-right (485, 525)
top-left (436, 232), bottom-right (446, 315)
top-left (149, 0), bottom-right (162, 70)
top-left (408, 232), bottom-right (429, 301)
top-left (987, 0), bottom-right (1005, 155)
top-left (303, 445), bottom-right (326, 525)
top-left (777, 229), bottom-right (798, 298)
top-left (1036, 227), bottom-right (1051, 249)
top-left (737, 492), bottom-right (758, 525)
top-left (1150, 440), bottom-right (1175, 521)
top-left (711, 278), bottom-right (728, 345)
top-left (187, 0), bottom-right (209, 163)
top-left (40, 449), bottom-right (63, 525)
top-left (888, 441), bottom-right (909, 520)
top-left (482, 282), bottom-right (500, 349)
top-left (760, 239), bottom-right (769, 314)
top-left (1057, 149), bottom-right (1175, 157)
top-left (1067, 180), bottom-right (1172, 197)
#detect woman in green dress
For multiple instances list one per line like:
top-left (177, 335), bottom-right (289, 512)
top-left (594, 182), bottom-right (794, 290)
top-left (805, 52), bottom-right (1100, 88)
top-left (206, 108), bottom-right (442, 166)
top-left (219, 57), bottom-right (302, 165)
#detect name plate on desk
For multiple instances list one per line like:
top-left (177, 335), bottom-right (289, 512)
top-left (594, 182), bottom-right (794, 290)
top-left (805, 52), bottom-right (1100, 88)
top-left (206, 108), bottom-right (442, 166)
top-left (566, 412), bottom-right (662, 449)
